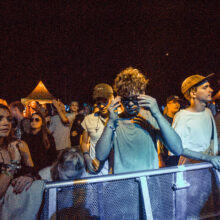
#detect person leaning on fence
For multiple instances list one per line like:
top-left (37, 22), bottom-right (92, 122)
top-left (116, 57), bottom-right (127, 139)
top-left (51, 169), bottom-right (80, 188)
top-left (81, 83), bottom-right (114, 175)
top-left (172, 74), bottom-right (220, 169)
top-left (39, 148), bottom-right (87, 181)
top-left (95, 67), bottom-right (183, 174)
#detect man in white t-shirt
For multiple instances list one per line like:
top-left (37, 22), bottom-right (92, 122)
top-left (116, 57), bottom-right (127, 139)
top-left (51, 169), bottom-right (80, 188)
top-left (49, 100), bottom-right (76, 153)
top-left (81, 83), bottom-right (114, 175)
top-left (173, 74), bottom-right (220, 169)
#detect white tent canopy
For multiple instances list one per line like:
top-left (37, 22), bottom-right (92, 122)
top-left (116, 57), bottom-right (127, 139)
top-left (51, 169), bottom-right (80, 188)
top-left (21, 81), bottom-right (55, 105)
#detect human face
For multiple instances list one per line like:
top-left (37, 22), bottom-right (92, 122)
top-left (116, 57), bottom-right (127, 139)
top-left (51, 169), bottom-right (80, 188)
top-left (0, 108), bottom-right (12, 138)
top-left (58, 155), bottom-right (84, 180)
top-left (194, 81), bottom-right (213, 103)
top-left (70, 102), bottom-right (79, 113)
top-left (96, 97), bottom-right (111, 117)
top-left (121, 95), bottom-right (140, 117)
top-left (30, 114), bottom-right (42, 130)
top-left (167, 100), bottom-right (180, 114)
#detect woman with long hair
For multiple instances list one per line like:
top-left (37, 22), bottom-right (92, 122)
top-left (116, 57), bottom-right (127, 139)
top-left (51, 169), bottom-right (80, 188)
top-left (0, 104), bottom-right (34, 195)
top-left (22, 112), bottom-right (57, 173)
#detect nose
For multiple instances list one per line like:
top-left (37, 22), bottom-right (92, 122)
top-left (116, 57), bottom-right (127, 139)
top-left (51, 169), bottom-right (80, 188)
top-left (209, 87), bottom-right (213, 93)
top-left (128, 101), bottom-right (134, 107)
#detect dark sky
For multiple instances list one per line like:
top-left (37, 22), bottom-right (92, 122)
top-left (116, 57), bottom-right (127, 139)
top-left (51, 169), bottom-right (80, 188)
top-left (1, 1), bottom-right (219, 106)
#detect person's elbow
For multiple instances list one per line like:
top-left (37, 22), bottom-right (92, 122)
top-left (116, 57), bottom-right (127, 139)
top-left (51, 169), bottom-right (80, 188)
top-left (171, 140), bottom-right (183, 156)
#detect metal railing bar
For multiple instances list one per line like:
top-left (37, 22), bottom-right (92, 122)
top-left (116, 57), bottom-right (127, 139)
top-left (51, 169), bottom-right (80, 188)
top-left (45, 162), bottom-right (213, 189)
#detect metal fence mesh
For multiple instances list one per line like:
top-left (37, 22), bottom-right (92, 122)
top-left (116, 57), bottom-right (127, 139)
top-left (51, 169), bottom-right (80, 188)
top-left (39, 168), bottom-right (220, 220)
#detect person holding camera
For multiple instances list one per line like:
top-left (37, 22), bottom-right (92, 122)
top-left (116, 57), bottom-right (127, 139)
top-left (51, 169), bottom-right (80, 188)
top-left (96, 67), bottom-right (183, 174)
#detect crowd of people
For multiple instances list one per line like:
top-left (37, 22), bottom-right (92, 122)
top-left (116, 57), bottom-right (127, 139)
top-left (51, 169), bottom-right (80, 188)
top-left (0, 67), bottom-right (219, 217)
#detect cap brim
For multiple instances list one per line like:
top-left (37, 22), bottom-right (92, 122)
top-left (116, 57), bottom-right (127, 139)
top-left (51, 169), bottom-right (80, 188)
top-left (193, 73), bottom-right (215, 88)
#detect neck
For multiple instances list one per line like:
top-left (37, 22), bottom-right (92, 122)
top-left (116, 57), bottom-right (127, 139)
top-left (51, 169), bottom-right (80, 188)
top-left (32, 128), bottom-right (41, 135)
top-left (187, 99), bottom-right (206, 112)
top-left (166, 110), bottom-right (175, 118)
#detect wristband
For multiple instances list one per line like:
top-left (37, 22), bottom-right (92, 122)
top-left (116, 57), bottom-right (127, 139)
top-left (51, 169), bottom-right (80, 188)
top-left (106, 124), bottom-right (116, 132)
top-left (2, 170), bottom-right (14, 179)
top-left (83, 152), bottom-right (90, 156)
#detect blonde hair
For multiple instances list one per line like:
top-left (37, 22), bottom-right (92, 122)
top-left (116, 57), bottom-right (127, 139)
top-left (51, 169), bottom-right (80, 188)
top-left (114, 67), bottom-right (149, 97)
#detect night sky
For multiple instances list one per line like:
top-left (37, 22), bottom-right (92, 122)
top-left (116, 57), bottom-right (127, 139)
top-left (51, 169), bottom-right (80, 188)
top-left (1, 1), bottom-right (219, 106)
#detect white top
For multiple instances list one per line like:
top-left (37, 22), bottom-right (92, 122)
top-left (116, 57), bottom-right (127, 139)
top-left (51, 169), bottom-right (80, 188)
top-left (81, 113), bottom-right (109, 175)
top-left (172, 108), bottom-right (217, 154)
top-left (81, 113), bottom-right (107, 159)
top-left (49, 113), bottom-right (75, 151)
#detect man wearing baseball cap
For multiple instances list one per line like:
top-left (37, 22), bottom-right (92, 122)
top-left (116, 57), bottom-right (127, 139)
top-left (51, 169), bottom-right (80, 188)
top-left (172, 73), bottom-right (220, 169)
top-left (81, 83), bottom-right (114, 175)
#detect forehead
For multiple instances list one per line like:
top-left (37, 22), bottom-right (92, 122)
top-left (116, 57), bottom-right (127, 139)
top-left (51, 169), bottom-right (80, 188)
top-left (168, 99), bottom-right (180, 104)
top-left (71, 102), bottom-right (78, 106)
top-left (197, 81), bottom-right (210, 88)
top-left (32, 114), bottom-right (41, 119)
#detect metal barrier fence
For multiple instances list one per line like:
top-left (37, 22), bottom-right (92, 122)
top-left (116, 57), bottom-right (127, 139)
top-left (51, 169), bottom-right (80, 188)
top-left (39, 162), bottom-right (220, 220)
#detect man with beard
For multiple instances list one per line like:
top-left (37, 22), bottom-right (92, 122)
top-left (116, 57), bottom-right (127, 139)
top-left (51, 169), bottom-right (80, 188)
top-left (96, 67), bottom-right (183, 174)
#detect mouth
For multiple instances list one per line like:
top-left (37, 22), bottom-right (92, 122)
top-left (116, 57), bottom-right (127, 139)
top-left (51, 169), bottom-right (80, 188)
top-left (0, 128), bottom-right (10, 133)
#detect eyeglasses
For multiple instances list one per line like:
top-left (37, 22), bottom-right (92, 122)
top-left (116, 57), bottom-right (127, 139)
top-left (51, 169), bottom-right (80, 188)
top-left (121, 96), bottom-right (139, 106)
top-left (30, 117), bottom-right (40, 122)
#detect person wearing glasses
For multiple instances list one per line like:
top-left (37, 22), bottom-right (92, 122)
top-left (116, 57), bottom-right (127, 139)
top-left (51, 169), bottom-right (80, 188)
top-left (96, 67), bottom-right (183, 174)
top-left (22, 112), bottom-right (57, 173)
top-left (81, 83), bottom-right (114, 175)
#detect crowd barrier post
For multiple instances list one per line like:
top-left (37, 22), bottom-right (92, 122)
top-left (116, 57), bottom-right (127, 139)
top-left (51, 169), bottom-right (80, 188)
top-left (139, 176), bottom-right (153, 220)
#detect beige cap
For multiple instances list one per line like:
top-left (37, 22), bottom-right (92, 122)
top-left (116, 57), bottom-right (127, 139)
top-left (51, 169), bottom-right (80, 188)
top-left (92, 83), bottom-right (113, 100)
top-left (181, 73), bottom-right (214, 95)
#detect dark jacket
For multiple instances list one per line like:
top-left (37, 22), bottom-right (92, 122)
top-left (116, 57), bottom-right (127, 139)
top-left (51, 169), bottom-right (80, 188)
top-left (22, 131), bottom-right (57, 172)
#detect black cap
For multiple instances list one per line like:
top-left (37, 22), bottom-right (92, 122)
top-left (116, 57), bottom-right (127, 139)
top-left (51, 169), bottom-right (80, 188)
top-left (166, 95), bottom-right (181, 104)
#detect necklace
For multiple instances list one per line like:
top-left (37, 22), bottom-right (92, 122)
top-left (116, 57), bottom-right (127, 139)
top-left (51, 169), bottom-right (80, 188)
top-left (95, 116), bottom-right (100, 133)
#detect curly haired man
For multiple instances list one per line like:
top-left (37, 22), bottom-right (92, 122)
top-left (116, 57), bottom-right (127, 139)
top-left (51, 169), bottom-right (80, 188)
top-left (96, 67), bottom-right (183, 174)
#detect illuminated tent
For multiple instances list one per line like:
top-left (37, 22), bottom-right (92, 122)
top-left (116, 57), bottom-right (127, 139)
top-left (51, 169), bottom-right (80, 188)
top-left (21, 81), bottom-right (55, 105)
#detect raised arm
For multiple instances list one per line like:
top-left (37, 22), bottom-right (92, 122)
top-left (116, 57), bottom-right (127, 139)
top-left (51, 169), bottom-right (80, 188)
top-left (96, 97), bottom-right (121, 161)
top-left (138, 94), bottom-right (183, 156)
top-left (52, 100), bottom-right (69, 124)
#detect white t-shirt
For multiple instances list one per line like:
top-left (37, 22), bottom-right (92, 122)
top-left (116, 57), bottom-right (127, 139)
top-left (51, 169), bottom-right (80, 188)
top-left (49, 113), bottom-right (75, 151)
top-left (81, 113), bottom-right (107, 159)
top-left (81, 113), bottom-right (109, 175)
top-left (172, 108), bottom-right (217, 154)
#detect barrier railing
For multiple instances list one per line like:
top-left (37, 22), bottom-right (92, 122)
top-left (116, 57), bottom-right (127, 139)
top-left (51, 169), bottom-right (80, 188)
top-left (40, 162), bottom-right (220, 220)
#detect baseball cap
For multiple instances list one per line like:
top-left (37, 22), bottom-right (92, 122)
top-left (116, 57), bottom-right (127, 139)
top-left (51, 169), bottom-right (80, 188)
top-left (92, 83), bottom-right (113, 100)
top-left (181, 73), bottom-right (214, 95)
top-left (166, 95), bottom-right (181, 104)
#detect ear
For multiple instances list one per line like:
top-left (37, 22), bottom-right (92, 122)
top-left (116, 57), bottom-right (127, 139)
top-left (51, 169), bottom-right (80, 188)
top-left (190, 90), bottom-right (197, 99)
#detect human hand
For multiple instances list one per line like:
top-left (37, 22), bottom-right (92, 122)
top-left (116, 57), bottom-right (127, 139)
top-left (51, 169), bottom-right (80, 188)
top-left (108, 96), bottom-right (121, 123)
top-left (84, 154), bottom-right (98, 174)
top-left (8, 141), bottom-right (21, 162)
top-left (52, 99), bottom-right (60, 109)
top-left (71, 130), bottom-right (78, 137)
top-left (11, 176), bottom-right (34, 194)
top-left (138, 95), bottom-right (161, 117)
